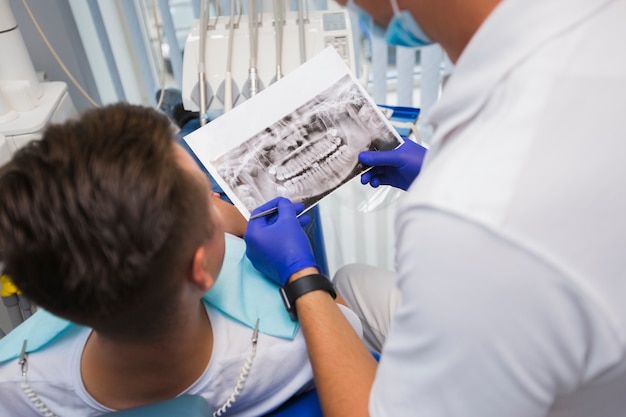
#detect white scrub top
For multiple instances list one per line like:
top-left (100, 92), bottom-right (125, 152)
top-left (371, 0), bottom-right (626, 416)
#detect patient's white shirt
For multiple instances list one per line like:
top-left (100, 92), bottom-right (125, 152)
top-left (0, 304), bottom-right (360, 416)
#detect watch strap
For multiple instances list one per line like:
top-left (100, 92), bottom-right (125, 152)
top-left (280, 274), bottom-right (336, 320)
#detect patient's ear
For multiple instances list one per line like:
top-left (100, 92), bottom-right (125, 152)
top-left (190, 246), bottom-right (215, 291)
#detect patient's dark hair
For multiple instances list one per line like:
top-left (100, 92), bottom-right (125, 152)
top-left (0, 103), bottom-right (212, 339)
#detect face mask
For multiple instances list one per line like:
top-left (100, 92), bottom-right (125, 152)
top-left (385, 0), bottom-right (434, 47)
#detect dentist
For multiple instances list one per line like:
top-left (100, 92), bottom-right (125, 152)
top-left (245, 0), bottom-right (626, 416)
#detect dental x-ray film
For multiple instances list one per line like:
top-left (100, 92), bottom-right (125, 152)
top-left (184, 46), bottom-right (403, 219)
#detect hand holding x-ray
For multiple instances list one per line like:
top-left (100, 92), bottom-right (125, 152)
top-left (359, 139), bottom-right (428, 191)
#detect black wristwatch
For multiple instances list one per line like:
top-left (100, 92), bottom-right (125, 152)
top-left (280, 274), bottom-right (337, 321)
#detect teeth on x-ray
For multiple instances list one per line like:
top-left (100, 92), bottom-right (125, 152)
top-left (274, 134), bottom-right (344, 182)
top-left (280, 144), bottom-right (350, 195)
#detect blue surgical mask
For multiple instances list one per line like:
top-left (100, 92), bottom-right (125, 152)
top-left (385, 0), bottom-right (434, 47)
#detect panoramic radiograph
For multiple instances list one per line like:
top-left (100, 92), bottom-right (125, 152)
top-left (212, 74), bottom-right (401, 213)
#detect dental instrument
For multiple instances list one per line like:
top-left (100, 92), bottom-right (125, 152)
top-left (197, 0), bottom-right (210, 125)
top-left (216, 0), bottom-right (241, 112)
top-left (271, 0), bottom-right (284, 83)
top-left (297, 0), bottom-right (307, 64)
top-left (249, 198), bottom-right (306, 220)
top-left (242, 0), bottom-right (263, 99)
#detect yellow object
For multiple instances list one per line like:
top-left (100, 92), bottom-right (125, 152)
top-left (0, 275), bottom-right (20, 297)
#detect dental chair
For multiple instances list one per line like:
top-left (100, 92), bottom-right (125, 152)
top-left (106, 388), bottom-right (322, 416)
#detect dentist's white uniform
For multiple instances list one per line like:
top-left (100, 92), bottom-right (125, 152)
top-left (362, 0), bottom-right (626, 415)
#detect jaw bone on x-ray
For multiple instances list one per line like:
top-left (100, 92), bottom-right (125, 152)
top-left (213, 74), bottom-right (402, 213)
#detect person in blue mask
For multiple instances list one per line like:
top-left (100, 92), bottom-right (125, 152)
top-left (243, 0), bottom-right (626, 416)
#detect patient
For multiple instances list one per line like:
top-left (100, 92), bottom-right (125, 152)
top-left (0, 103), bottom-right (359, 416)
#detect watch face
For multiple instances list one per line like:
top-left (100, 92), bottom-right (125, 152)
top-left (279, 286), bottom-right (294, 311)
top-left (279, 286), bottom-right (298, 321)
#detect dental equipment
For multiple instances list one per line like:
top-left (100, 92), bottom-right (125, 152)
top-left (0, 0), bottom-right (77, 161)
top-left (198, 0), bottom-right (210, 125)
top-left (271, 0), bottom-right (284, 83)
top-left (1, 275), bottom-right (34, 329)
top-left (216, 0), bottom-right (242, 112)
top-left (181, 5), bottom-right (356, 113)
top-left (242, 0), bottom-right (263, 99)
top-left (297, 0), bottom-right (307, 64)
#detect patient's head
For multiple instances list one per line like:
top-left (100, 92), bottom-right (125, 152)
top-left (0, 103), bottom-right (216, 338)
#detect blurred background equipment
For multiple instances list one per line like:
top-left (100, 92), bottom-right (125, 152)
top-left (0, 0), bottom-right (77, 165)
top-left (1, 275), bottom-right (35, 337)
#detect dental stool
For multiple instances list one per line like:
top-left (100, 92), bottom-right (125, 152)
top-left (105, 388), bottom-right (322, 417)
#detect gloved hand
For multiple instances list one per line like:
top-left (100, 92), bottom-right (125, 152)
top-left (359, 139), bottom-right (427, 191)
top-left (244, 197), bottom-right (317, 286)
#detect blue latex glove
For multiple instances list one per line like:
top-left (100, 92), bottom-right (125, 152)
top-left (359, 139), bottom-right (427, 191)
top-left (244, 197), bottom-right (317, 286)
